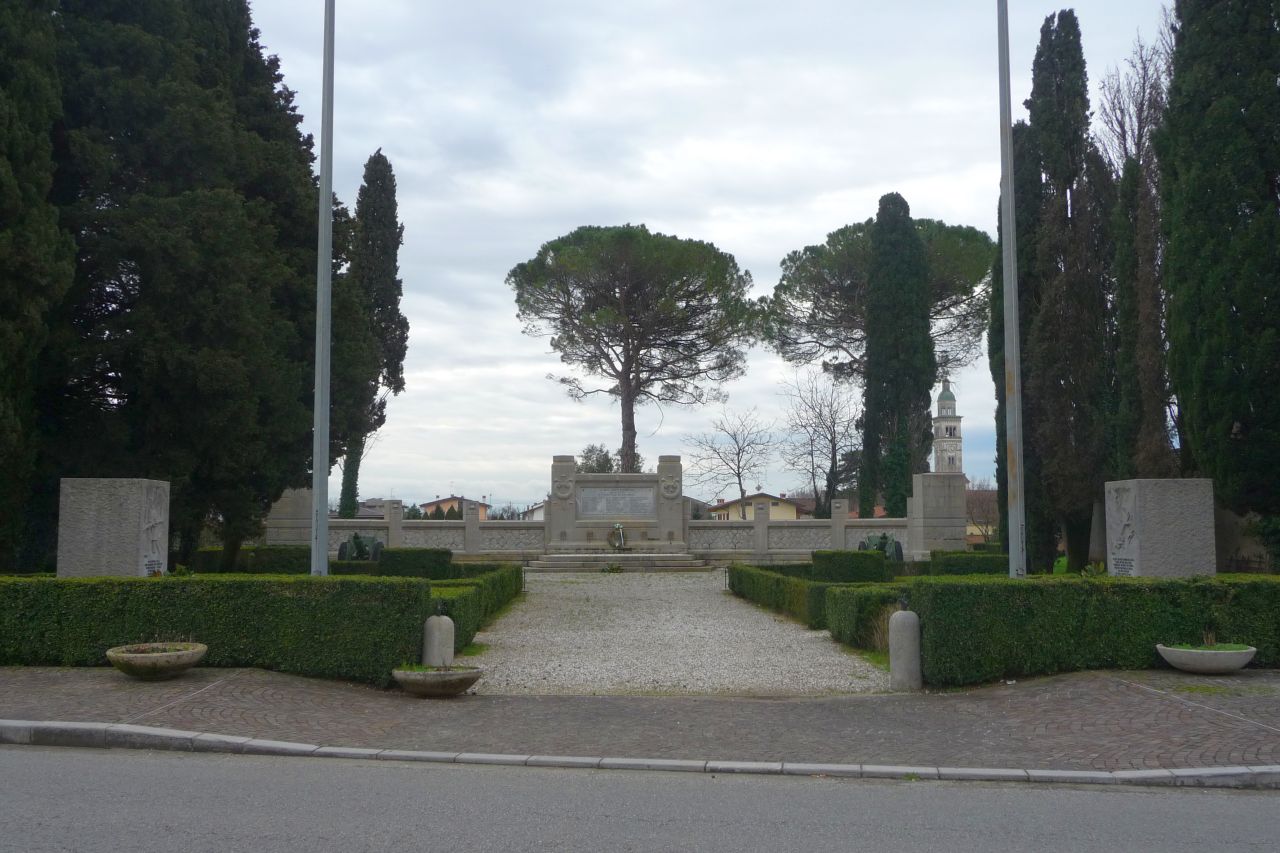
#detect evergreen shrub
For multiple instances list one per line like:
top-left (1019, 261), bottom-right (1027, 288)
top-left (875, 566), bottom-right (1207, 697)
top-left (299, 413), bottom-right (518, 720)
top-left (811, 550), bottom-right (891, 582)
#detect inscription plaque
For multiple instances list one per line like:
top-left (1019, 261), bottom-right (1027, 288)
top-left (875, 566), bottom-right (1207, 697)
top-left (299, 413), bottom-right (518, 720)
top-left (577, 486), bottom-right (656, 519)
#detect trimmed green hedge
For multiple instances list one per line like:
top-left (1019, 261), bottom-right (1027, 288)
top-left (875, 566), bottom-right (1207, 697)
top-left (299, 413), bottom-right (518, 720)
top-left (377, 548), bottom-right (456, 578)
top-left (330, 560), bottom-right (379, 575)
top-left (812, 550), bottom-right (891, 582)
top-left (0, 574), bottom-right (434, 686)
top-left (907, 575), bottom-right (1280, 687)
top-left (929, 551), bottom-right (1009, 576)
top-left (190, 546), bottom-right (455, 578)
top-left (190, 546), bottom-right (312, 574)
top-left (728, 563), bottom-right (837, 628)
top-left (432, 564), bottom-right (523, 625)
top-left (825, 583), bottom-right (910, 649)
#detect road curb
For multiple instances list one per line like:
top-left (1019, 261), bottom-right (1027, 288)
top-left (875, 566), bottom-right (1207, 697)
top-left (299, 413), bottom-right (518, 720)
top-left (3, 718), bottom-right (1277, 790)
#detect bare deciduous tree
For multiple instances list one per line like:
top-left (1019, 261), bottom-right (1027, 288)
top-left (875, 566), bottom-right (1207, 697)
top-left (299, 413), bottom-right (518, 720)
top-left (966, 476), bottom-right (999, 543)
top-left (779, 371), bottom-right (860, 519)
top-left (683, 408), bottom-right (775, 519)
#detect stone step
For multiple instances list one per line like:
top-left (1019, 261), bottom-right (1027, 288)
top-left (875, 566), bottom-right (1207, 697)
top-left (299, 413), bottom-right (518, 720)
top-left (526, 553), bottom-right (711, 573)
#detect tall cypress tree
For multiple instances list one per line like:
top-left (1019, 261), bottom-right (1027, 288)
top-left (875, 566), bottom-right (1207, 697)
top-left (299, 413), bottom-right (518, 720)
top-left (1023, 10), bottom-right (1116, 569)
top-left (860, 193), bottom-right (935, 518)
top-left (337, 150), bottom-right (408, 517)
top-left (989, 121), bottom-right (1057, 569)
top-left (1158, 0), bottom-right (1279, 516)
top-left (0, 1), bottom-right (75, 570)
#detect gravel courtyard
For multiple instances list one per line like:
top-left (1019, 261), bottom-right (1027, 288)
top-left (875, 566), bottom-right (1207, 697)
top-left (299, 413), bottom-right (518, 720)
top-left (471, 570), bottom-right (887, 696)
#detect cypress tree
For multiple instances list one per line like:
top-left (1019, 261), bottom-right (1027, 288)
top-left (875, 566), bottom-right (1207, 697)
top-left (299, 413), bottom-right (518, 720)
top-left (337, 150), bottom-right (409, 515)
top-left (860, 193), bottom-right (935, 518)
top-left (0, 1), bottom-right (75, 570)
top-left (989, 121), bottom-right (1057, 569)
top-left (1158, 0), bottom-right (1280, 515)
top-left (1023, 10), bottom-right (1116, 569)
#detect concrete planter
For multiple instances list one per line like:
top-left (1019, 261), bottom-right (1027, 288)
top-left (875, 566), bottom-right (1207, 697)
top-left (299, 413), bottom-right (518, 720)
top-left (106, 642), bottom-right (207, 680)
top-left (392, 667), bottom-right (482, 698)
top-left (1156, 644), bottom-right (1256, 675)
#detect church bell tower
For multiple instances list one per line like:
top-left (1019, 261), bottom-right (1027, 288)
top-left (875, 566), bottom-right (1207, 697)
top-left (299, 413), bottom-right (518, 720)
top-left (933, 379), bottom-right (963, 474)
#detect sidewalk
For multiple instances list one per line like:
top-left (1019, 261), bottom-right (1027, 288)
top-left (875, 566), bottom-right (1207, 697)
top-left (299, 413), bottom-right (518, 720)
top-left (3, 666), bottom-right (1279, 782)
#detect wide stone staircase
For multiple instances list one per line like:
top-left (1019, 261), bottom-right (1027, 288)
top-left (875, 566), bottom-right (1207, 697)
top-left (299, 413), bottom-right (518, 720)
top-left (525, 552), bottom-right (711, 572)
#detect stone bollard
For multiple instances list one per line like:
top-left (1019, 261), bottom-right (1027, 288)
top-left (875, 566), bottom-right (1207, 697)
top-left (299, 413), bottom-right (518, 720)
top-left (423, 615), bottom-right (455, 667)
top-left (889, 610), bottom-right (922, 691)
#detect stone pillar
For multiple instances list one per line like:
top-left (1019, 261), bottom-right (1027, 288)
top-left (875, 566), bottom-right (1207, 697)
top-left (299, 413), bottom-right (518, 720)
top-left (656, 455), bottom-right (685, 551)
top-left (263, 488), bottom-right (312, 546)
top-left (1105, 479), bottom-right (1216, 577)
top-left (830, 498), bottom-right (849, 550)
top-left (463, 501), bottom-right (481, 556)
top-left (753, 500), bottom-right (770, 561)
top-left (57, 478), bottom-right (170, 578)
top-left (546, 455), bottom-right (577, 550)
top-left (905, 473), bottom-right (967, 561)
top-left (385, 499), bottom-right (404, 548)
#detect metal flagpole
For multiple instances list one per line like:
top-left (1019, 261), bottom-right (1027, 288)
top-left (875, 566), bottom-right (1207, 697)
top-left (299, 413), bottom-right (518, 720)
top-left (997, 0), bottom-right (1028, 577)
top-left (310, 0), bottom-right (337, 576)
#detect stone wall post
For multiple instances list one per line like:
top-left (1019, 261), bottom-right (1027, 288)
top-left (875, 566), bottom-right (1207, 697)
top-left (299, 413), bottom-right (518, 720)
top-left (546, 455), bottom-right (577, 550)
top-left (463, 500), bottom-right (481, 556)
top-left (385, 499), bottom-right (404, 548)
top-left (753, 500), bottom-right (770, 561)
top-left (830, 498), bottom-right (849, 550)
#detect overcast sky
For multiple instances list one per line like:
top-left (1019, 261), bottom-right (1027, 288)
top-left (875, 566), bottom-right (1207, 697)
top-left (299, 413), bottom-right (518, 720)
top-left (249, 0), bottom-right (1167, 509)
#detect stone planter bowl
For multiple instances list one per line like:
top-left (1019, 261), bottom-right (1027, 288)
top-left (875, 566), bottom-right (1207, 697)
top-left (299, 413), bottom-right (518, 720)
top-left (106, 642), bottom-right (207, 681)
top-left (392, 667), bottom-right (482, 698)
top-left (1156, 644), bottom-right (1256, 675)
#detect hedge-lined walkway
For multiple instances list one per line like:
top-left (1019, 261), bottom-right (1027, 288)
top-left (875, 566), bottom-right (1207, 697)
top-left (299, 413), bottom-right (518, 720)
top-left (471, 571), bottom-right (888, 696)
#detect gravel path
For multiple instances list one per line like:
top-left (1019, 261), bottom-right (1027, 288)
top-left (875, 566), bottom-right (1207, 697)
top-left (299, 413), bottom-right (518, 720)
top-left (471, 570), bottom-right (888, 696)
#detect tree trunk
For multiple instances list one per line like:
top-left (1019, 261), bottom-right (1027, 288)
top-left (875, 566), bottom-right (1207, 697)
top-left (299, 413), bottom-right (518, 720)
top-left (338, 433), bottom-right (365, 518)
top-left (618, 384), bottom-right (638, 473)
top-left (1063, 514), bottom-right (1093, 571)
top-left (737, 478), bottom-right (747, 520)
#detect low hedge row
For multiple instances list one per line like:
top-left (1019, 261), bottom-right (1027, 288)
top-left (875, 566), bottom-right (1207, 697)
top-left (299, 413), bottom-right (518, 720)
top-left (378, 548), bottom-right (455, 578)
top-left (811, 550), bottom-right (891, 583)
top-left (0, 574), bottom-right (434, 686)
top-left (728, 563), bottom-right (836, 628)
top-left (908, 574), bottom-right (1280, 687)
top-left (189, 546), bottom-right (455, 578)
top-left (825, 583), bottom-right (910, 649)
top-left (929, 551), bottom-right (1009, 576)
top-left (432, 564), bottom-right (523, 625)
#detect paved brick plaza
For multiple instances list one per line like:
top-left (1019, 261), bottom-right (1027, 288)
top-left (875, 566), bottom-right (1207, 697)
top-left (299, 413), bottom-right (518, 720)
top-left (3, 666), bottom-right (1278, 771)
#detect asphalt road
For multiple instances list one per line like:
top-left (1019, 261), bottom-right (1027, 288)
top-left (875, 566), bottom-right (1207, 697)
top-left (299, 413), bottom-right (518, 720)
top-left (3, 747), bottom-right (1277, 852)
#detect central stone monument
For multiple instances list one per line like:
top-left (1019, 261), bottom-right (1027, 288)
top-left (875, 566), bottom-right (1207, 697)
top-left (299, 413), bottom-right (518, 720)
top-left (545, 455), bottom-right (687, 552)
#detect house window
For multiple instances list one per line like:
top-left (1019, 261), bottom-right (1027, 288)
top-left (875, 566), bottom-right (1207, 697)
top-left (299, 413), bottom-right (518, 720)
top-left (771, 501), bottom-right (779, 506)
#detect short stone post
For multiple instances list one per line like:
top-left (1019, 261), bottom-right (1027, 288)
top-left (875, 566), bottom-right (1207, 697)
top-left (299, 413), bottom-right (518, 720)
top-left (830, 498), bottom-right (849, 550)
top-left (889, 610), bottom-right (922, 691)
top-left (57, 478), bottom-right (170, 578)
top-left (423, 615), bottom-right (455, 667)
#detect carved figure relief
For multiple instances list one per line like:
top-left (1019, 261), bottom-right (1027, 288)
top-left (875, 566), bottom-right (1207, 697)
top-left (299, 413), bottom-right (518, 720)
top-left (1110, 486), bottom-right (1136, 555)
